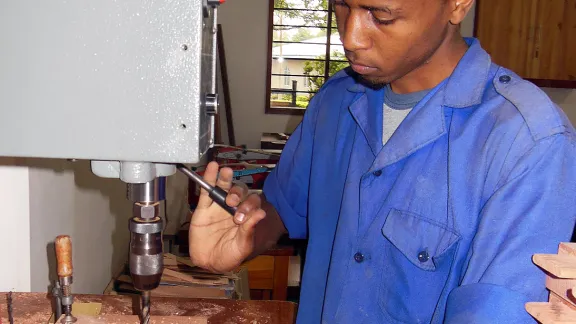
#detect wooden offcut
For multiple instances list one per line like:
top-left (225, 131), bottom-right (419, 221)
top-left (527, 243), bottom-right (576, 323)
top-left (533, 254), bottom-right (576, 279)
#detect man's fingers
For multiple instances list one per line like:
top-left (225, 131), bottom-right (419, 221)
top-left (232, 194), bottom-right (261, 224)
top-left (216, 167), bottom-right (234, 191)
top-left (226, 182), bottom-right (250, 207)
top-left (237, 209), bottom-right (266, 243)
top-left (196, 161), bottom-right (219, 209)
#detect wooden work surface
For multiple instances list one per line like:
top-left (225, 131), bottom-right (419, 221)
top-left (0, 292), bottom-right (297, 324)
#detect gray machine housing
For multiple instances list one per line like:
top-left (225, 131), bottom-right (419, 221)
top-left (0, 0), bottom-right (217, 169)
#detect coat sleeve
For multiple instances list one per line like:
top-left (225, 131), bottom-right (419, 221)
top-left (444, 133), bottom-right (576, 323)
top-left (262, 91), bottom-right (325, 239)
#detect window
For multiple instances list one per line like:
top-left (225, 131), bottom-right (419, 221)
top-left (283, 66), bottom-right (291, 86)
top-left (266, 0), bottom-right (349, 114)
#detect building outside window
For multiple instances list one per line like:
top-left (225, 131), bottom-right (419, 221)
top-left (267, 0), bottom-right (349, 114)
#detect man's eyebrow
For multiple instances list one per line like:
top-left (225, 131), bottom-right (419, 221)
top-left (359, 5), bottom-right (398, 14)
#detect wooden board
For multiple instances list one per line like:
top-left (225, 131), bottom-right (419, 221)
top-left (0, 292), bottom-right (296, 324)
top-left (57, 314), bottom-right (207, 324)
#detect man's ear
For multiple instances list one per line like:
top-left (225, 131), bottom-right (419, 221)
top-left (449, 0), bottom-right (475, 25)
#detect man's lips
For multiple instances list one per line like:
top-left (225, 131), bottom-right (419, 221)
top-left (349, 62), bottom-right (377, 75)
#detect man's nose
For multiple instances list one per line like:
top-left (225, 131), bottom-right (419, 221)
top-left (340, 11), bottom-right (371, 52)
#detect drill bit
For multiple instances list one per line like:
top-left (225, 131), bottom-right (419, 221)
top-left (140, 291), bottom-right (151, 324)
top-left (7, 291), bottom-right (13, 324)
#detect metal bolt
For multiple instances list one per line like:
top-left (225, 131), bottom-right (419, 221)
top-left (134, 202), bottom-right (158, 220)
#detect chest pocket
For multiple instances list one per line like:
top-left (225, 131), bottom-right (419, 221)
top-left (378, 209), bottom-right (460, 323)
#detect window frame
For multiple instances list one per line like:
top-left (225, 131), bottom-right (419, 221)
top-left (264, 0), bottom-right (341, 115)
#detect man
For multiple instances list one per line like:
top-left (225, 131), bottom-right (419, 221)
top-left (189, 0), bottom-right (576, 322)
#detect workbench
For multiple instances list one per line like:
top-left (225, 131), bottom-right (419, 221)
top-left (0, 292), bottom-right (296, 323)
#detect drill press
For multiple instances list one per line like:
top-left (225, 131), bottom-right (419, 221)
top-left (0, 0), bottom-right (226, 322)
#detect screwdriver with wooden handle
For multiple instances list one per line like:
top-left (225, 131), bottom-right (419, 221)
top-left (55, 235), bottom-right (77, 324)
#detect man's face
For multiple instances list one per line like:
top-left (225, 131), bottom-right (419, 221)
top-left (334, 0), bottom-right (454, 86)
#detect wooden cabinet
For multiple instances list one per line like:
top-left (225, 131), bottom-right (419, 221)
top-left (241, 245), bottom-right (294, 301)
top-left (475, 0), bottom-right (576, 88)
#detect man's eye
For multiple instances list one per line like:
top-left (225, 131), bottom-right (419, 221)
top-left (370, 11), bottom-right (396, 25)
top-left (333, 0), bottom-right (348, 8)
top-left (373, 17), bottom-right (396, 26)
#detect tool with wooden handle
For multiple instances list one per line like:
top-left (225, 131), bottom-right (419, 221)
top-left (55, 235), bottom-right (77, 324)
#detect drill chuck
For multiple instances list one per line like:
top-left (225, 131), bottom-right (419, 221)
top-left (129, 215), bottom-right (164, 291)
top-left (127, 178), bottom-right (166, 323)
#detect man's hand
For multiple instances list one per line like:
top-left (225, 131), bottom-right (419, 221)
top-left (188, 161), bottom-right (267, 273)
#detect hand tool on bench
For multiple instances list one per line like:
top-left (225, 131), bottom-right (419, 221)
top-left (55, 235), bottom-right (77, 323)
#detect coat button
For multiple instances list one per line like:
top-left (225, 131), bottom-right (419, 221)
top-left (354, 252), bottom-right (364, 263)
top-left (417, 250), bottom-right (429, 263)
top-left (499, 75), bottom-right (511, 84)
top-left (373, 170), bottom-right (382, 176)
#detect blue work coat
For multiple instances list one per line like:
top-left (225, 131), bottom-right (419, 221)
top-left (263, 38), bottom-right (576, 323)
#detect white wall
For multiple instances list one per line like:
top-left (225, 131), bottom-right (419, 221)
top-left (0, 157), bottom-right (190, 294)
top-left (218, 1), bottom-right (574, 149)
top-left (25, 159), bottom-right (190, 294)
top-left (26, 159), bottom-right (132, 293)
top-left (218, 0), bottom-right (302, 148)
top-left (0, 159), bottom-right (31, 292)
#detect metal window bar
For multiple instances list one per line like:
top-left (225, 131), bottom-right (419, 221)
top-left (272, 39), bottom-right (343, 46)
top-left (273, 8), bottom-right (329, 12)
top-left (273, 40), bottom-right (329, 45)
top-left (274, 24), bottom-right (328, 29)
top-left (271, 57), bottom-right (347, 63)
top-left (271, 89), bottom-right (317, 94)
top-left (324, 5), bottom-right (334, 79)
top-left (272, 73), bottom-right (324, 78)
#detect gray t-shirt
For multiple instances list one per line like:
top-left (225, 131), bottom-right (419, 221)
top-left (383, 84), bottom-right (431, 145)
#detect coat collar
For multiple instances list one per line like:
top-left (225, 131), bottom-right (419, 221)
top-left (346, 38), bottom-right (492, 108)
top-left (345, 38), bottom-right (492, 170)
